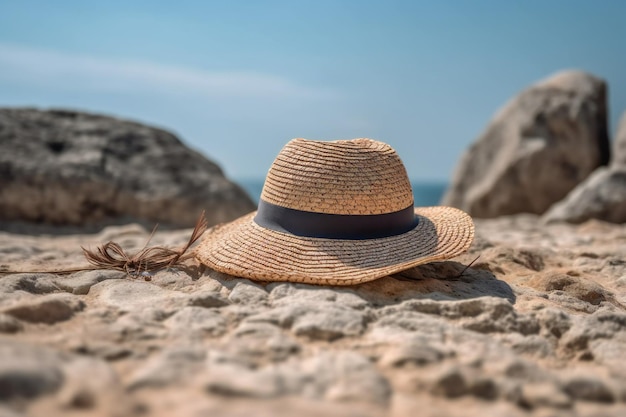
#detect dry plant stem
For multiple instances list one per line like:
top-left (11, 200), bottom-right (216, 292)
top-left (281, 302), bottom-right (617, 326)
top-left (0, 211), bottom-right (208, 277)
top-left (456, 255), bottom-right (481, 278)
top-left (392, 254), bottom-right (481, 282)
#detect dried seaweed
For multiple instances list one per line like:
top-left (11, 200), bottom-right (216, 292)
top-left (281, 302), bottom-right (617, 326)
top-left (82, 211), bottom-right (208, 278)
top-left (0, 211), bottom-right (208, 278)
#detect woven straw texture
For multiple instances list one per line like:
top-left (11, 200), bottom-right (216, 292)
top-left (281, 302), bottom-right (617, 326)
top-left (261, 138), bottom-right (413, 214)
top-left (195, 138), bottom-right (474, 285)
top-left (195, 206), bottom-right (474, 285)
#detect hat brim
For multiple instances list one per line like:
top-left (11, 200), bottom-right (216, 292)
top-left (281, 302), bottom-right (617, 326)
top-left (195, 206), bottom-right (474, 286)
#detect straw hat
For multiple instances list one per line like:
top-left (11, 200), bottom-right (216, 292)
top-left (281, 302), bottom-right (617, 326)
top-left (195, 138), bottom-right (474, 285)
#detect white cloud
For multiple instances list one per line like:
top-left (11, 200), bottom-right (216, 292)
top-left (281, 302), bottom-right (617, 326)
top-left (0, 42), bottom-right (334, 99)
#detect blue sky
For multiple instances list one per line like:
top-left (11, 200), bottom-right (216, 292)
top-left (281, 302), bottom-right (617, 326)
top-left (1, 1), bottom-right (625, 181)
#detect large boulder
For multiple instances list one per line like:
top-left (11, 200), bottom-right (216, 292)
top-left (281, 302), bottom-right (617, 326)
top-left (544, 111), bottom-right (626, 224)
top-left (441, 71), bottom-right (610, 217)
top-left (0, 108), bottom-right (255, 228)
top-left (613, 111), bottom-right (626, 166)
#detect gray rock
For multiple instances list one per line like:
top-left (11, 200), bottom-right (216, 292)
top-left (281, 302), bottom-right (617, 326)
top-left (0, 341), bottom-right (64, 401)
top-left (129, 346), bottom-right (207, 390)
top-left (498, 334), bottom-right (553, 358)
top-left (205, 363), bottom-right (284, 399)
top-left (54, 270), bottom-right (126, 295)
top-left (560, 311), bottom-right (626, 353)
top-left (543, 167), bottom-right (626, 224)
top-left (0, 313), bottom-right (23, 333)
top-left (89, 279), bottom-right (184, 312)
top-left (206, 351), bottom-right (391, 405)
top-left (378, 341), bottom-right (446, 368)
top-left (228, 281), bottom-right (268, 305)
top-left (109, 308), bottom-right (169, 342)
top-left (268, 283), bottom-right (369, 310)
top-left (562, 374), bottom-right (615, 403)
top-left (1, 293), bottom-right (85, 324)
top-left (429, 366), bottom-right (469, 398)
top-left (442, 71), bottom-right (609, 217)
top-left (380, 296), bottom-right (539, 335)
top-left (0, 107), bottom-right (255, 227)
top-left (0, 339), bottom-right (124, 416)
top-left (519, 382), bottom-right (572, 409)
top-left (247, 302), bottom-right (366, 341)
top-left (227, 322), bottom-right (300, 362)
top-left (295, 352), bottom-right (391, 405)
top-left (164, 306), bottom-right (227, 337)
top-left (533, 307), bottom-right (572, 339)
top-left (0, 273), bottom-right (59, 295)
top-left (186, 290), bottom-right (230, 308)
top-left (614, 111), bottom-right (626, 166)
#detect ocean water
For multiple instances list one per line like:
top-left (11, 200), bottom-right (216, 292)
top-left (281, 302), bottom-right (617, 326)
top-left (237, 178), bottom-right (448, 207)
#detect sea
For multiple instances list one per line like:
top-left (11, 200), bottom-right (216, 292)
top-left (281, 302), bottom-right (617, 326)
top-left (236, 178), bottom-right (448, 207)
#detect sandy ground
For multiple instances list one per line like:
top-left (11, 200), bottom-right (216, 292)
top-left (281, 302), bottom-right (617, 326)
top-left (1, 215), bottom-right (625, 417)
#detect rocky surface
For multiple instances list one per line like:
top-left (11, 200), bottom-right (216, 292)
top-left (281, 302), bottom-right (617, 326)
top-left (544, 110), bottom-right (626, 224)
top-left (442, 70), bottom-right (610, 218)
top-left (1, 217), bottom-right (626, 416)
top-left (0, 108), bottom-right (255, 228)
top-left (614, 111), bottom-right (626, 166)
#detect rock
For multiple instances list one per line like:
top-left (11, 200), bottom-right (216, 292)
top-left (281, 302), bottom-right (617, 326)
top-left (204, 363), bottom-right (283, 399)
top-left (268, 283), bottom-right (369, 310)
top-left (164, 306), bottom-right (227, 338)
top-left (614, 111), bottom-right (626, 166)
top-left (207, 351), bottom-right (391, 405)
top-left (442, 70), bottom-right (609, 217)
top-left (499, 334), bottom-right (553, 359)
top-left (542, 103), bottom-right (626, 224)
top-left (533, 308), bottom-right (572, 339)
top-left (560, 311), bottom-right (626, 354)
top-left (186, 290), bottom-right (230, 308)
top-left (527, 271), bottom-right (610, 305)
top-left (378, 342), bottom-right (445, 368)
top-left (0, 341), bottom-right (64, 402)
top-left (228, 281), bottom-right (269, 305)
top-left (129, 346), bottom-right (207, 390)
top-left (0, 107), bottom-right (255, 227)
top-left (0, 273), bottom-right (59, 295)
top-left (429, 366), bottom-right (469, 398)
top-left (543, 167), bottom-right (626, 224)
top-left (0, 340), bottom-right (122, 415)
top-left (89, 279), bottom-right (184, 311)
top-left (0, 340), bottom-right (128, 415)
top-left (54, 270), bottom-right (126, 295)
top-left (381, 297), bottom-right (539, 335)
top-left (227, 322), bottom-right (300, 362)
top-left (1, 293), bottom-right (85, 324)
top-left (519, 382), bottom-right (572, 409)
top-left (561, 374), bottom-right (615, 403)
top-left (0, 313), bottom-right (23, 333)
top-left (247, 302), bottom-right (366, 341)
top-left (303, 352), bottom-right (391, 405)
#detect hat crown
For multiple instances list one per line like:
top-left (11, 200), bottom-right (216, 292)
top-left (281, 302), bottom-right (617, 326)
top-left (260, 138), bottom-right (414, 215)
